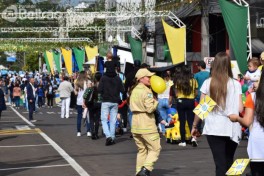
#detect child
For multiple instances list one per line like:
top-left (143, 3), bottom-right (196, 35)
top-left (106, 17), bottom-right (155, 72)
top-left (37, 85), bottom-right (44, 108)
top-left (243, 58), bottom-right (261, 91)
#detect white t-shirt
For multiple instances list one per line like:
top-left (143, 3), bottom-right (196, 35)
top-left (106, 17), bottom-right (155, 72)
top-left (76, 81), bottom-right (89, 106)
top-left (247, 92), bottom-right (264, 160)
top-left (201, 78), bottom-right (242, 143)
top-left (245, 69), bottom-right (261, 88)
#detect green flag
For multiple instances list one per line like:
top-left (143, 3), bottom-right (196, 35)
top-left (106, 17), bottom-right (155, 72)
top-left (219, 0), bottom-right (248, 73)
top-left (98, 44), bottom-right (109, 56)
top-left (52, 50), bottom-right (61, 73)
top-left (43, 51), bottom-right (51, 73)
top-left (164, 42), bottom-right (172, 61)
top-left (128, 35), bottom-right (142, 62)
top-left (73, 47), bottom-right (85, 71)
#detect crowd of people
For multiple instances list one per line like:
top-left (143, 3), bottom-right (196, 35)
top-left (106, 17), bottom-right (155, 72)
top-left (0, 51), bottom-right (263, 176)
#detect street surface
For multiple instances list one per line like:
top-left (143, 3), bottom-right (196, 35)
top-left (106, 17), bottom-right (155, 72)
top-left (0, 105), bottom-right (249, 176)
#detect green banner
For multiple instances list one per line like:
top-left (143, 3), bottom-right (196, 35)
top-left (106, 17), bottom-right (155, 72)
top-left (219, 0), bottom-right (248, 73)
top-left (164, 42), bottom-right (172, 61)
top-left (128, 35), bottom-right (142, 62)
top-left (52, 50), bottom-right (61, 73)
top-left (98, 44), bottom-right (109, 56)
top-left (73, 47), bottom-right (85, 71)
top-left (43, 51), bottom-right (51, 73)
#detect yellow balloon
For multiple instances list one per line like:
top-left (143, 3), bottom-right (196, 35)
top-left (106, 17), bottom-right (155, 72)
top-left (150, 75), bottom-right (166, 94)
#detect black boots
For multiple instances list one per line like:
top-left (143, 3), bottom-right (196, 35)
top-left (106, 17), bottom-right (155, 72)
top-left (105, 137), bottom-right (115, 146)
top-left (136, 167), bottom-right (151, 176)
top-left (91, 133), bottom-right (99, 140)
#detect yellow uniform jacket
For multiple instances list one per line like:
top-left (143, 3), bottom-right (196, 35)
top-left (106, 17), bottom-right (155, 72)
top-left (130, 83), bottom-right (159, 134)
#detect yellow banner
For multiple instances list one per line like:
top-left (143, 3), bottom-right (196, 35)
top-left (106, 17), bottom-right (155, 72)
top-left (85, 46), bottom-right (98, 73)
top-left (61, 48), bottom-right (72, 76)
top-left (85, 45), bottom-right (98, 61)
top-left (162, 19), bottom-right (185, 65)
top-left (46, 50), bottom-right (54, 75)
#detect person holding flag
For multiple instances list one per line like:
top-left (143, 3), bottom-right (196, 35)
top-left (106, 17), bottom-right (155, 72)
top-left (191, 52), bottom-right (244, 176)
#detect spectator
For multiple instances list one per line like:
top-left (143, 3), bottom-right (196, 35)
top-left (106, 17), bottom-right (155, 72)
top-left (58, 76), bottom-right (74, 119)
top-left (176, 65), bottom-right (198, 147)
top-left (194, 61), bottom-right (210, 102)
top-left (98, 63), bottom-right (125, 146)
top-left (27, 78), bottom-right (36, 122)
top-left (46, 82), bottom-right (55, 108)
top-left (0, 78), bottom-right (7, 119)
top-left (13, 83), bottom-right (21, 109)
top-left (74, 71), bottom-right (91, 137)
top-left (229, 69), bottom-right (264, 176)
top-left (191, 52), bottom-right (244, 176)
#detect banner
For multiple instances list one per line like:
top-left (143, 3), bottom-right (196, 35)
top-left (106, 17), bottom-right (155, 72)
top-left (219, 0), bottom-right (248, 73)
top-left (162, 19), bottom-right (185, 65)
top-left (72, 52), bottom-right (79, 73)
top-left (85, 46), bottom-right (98, 73)
top-left (128, 35), bottom-right (142, 62)
top-left (73, 47), bottom-right (85, 71)
top-left (85, 45), bottom-right (98, 61)
top-left (99, 44), bottom-right (109, 56)
top-left (43, 52), bottom-right (51, 73)
top-left (46, 50), bottom-right (55, 75)
top-left (53, 50), bottom-right (61, 73)
top-left (61, 48), bottom-right (73, 76)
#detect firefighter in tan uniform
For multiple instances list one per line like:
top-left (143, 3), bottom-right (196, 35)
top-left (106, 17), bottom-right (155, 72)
top-left (129, 68), bottom-right (161, 176)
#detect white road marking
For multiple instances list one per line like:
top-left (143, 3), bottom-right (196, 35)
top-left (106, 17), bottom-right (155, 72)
top-left (10, 106), bottom-right (90, 176)
top-left (11, 107), bottom-right (35, 127)
top-left (39, 132), bottom-right (90, 176)
top-left (15, 125), bottom-right (31, 130)
top-left (0, 144), bottom-right (51, 148)
top-left (0, 164), bottom-right (71, 171)
top-left (47, 112), bottom-right (56, 114)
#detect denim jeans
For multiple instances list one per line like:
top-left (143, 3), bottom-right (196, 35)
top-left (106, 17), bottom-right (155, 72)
top-left (76, 105), bottom-right (90, 133)
top-left (14, 96), bottom-right (20, 107)
top-left (128, 107), bottom-right (133, 128)
top-left (101, 102), bottom-right (118, 139)
top-left (157, 98), bottom-right (171, 134)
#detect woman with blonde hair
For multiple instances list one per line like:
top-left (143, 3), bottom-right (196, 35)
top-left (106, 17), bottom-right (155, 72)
top-left (192, 52), bottom-right (244, 176)
top-left (74, 71), bottom-right (91, 137)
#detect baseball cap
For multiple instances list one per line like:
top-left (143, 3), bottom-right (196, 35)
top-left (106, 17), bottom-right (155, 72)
top-left (135, 68), bottom-right (155, 80)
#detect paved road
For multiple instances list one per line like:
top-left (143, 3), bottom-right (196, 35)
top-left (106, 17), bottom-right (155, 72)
top-left (0, 105), bottom-right (249, 176)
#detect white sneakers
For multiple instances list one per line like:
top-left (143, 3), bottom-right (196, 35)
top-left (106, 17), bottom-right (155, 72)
top-left (87, 132), bottom-right (92, 137)
top-left (178, 142), bottom-right (186, 147)
top-left (191, 138), bottom-right (198, 147)
top-left (77, 132), bottom-right (92, 137)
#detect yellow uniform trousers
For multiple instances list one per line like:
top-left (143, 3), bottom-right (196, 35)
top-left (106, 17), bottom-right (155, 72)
top-left (133, 133), bottom-right (161, 174)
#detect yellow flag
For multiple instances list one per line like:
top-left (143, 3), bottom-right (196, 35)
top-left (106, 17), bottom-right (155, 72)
top-left (85, 46), bottom-right (98, 73)
top-left (85, 45), bottom-right (98, 61)
top-left (193, 95), bottom-right (217, 120)
top-left (162, 19), bottom-right (185, 65)
top-left (61, 48), bottom-right (72, 76)
top-left (46, 50), bottom-right (54, 75)
top-left (226, 159), bottom-right (250, 175)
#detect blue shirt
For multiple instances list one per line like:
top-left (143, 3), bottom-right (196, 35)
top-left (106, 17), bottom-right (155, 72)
top-left (194, 71), bottom-right (210, 100)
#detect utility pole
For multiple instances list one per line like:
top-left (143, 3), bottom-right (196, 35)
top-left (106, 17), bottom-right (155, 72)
top-left (141, 0), bottom-right (147, 64)
top-left (201, 0), bottom-right (210, 60)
